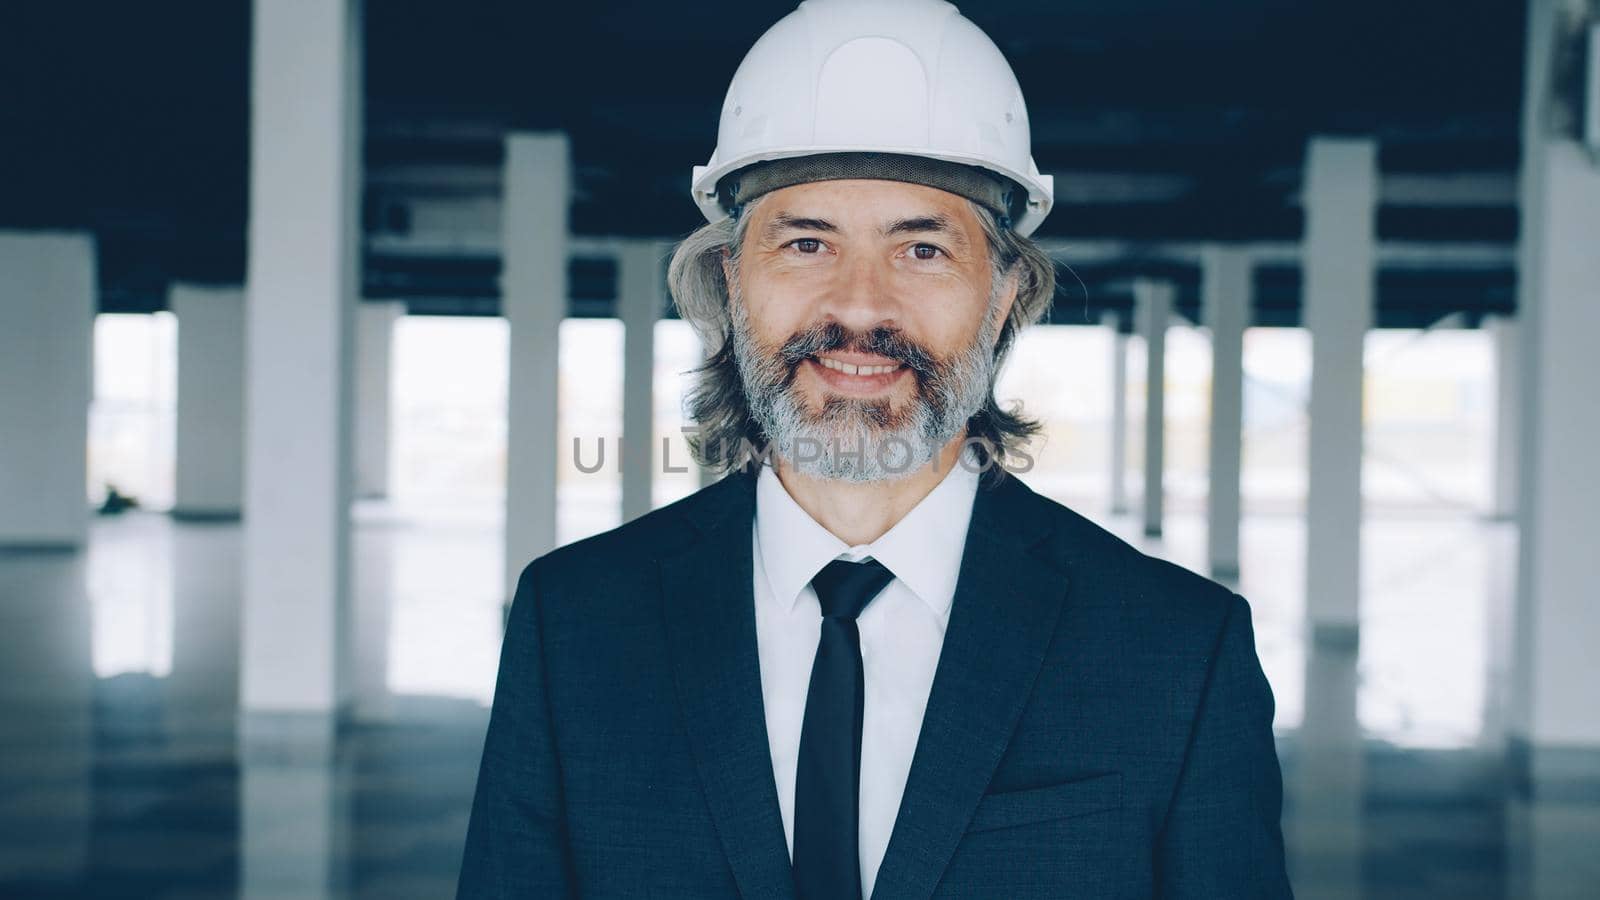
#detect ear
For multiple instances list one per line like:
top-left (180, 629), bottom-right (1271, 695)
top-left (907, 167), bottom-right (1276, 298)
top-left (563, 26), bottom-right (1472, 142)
top-left (720, 246), bottom-right (733, 287)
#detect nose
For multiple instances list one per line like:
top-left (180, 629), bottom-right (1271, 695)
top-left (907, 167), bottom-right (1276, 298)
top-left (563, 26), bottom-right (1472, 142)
top-left (821, 248), bottom-right (900, 336)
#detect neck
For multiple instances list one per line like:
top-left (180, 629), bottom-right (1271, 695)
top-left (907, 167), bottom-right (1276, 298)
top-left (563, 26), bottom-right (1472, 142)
top-left (772, 434), bottom-right (970, 546)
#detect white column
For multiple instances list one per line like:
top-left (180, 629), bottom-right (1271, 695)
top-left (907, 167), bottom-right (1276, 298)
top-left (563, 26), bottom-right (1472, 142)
top-left (0, 232), bottom-right (95, 549)
top-left (0, 554), bottom-right (94, 880)
top-left (171, 284), bottom-right (246, 520)
top-left (1135, 279), bottom-right (1171, 537)
top-left (241, 759), bottom-right (351, 900)
top-left (1510, 0), bottom-right (1600, 759)
top-left (502, 133), bottom-right (569, 597)
top-left (356, 300), bottom-right (404, 499)
top-left (1203, 247), bottom-right (1249, 580)
top-left (1285, 634), bottom-right (1364, 900)
top-left (167, 525), bottom-right (242, 740)
top-left (618, 241), bottom-right (663, 522)
top-left (1103, 309), bottom-right (1130, 516)
top-left (240, 0), bottom-right (362, 738)
top-left (351, 301), bottom-right (401, 724)
top-left (1506, 796), bottom-right (1600, 900)
top-left (1487, 313), bottom-right (1519, 520)
top-left (1302, 137), bottom-right (1376, 636)
top-left (350, 525), bottom-right (394, 722)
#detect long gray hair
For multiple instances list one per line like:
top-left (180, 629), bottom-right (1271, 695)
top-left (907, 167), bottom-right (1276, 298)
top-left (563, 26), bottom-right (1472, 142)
top-left (666, 193), bottom-right (1057, 478)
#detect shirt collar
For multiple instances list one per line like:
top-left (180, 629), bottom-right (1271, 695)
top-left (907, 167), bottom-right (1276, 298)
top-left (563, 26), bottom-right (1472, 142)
top-left (754, 449), bottom-right (980, 623)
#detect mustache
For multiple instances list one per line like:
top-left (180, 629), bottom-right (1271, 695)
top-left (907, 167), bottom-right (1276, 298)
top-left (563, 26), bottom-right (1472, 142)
top-left (775, 321), bottom-right (938, 382)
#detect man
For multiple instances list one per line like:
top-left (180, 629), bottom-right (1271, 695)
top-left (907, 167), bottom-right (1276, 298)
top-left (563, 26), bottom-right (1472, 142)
top-left (459, 1), bottom-right (1293, 897)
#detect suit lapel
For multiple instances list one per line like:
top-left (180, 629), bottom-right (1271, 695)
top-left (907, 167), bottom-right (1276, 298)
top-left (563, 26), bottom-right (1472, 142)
top-left (660, 470), bottom-right (798, 900)
top-left (869, 473), bottom-right (1070, 900)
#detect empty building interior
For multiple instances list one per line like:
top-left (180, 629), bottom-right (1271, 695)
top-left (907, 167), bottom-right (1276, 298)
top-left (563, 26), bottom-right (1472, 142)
top-left (1, 1), bottom-right (1598, 897)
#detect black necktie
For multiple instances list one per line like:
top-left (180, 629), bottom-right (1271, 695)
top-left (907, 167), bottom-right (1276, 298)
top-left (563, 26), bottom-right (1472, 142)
top-left (792, 558), bottom-right (896, 900)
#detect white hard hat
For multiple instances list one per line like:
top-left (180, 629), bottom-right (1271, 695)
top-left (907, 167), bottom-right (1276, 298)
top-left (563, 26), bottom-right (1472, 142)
top-left (690, 0), bottom-right (1055, 236)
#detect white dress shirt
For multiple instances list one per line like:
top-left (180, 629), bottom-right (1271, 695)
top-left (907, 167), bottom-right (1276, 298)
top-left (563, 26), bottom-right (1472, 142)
top-left (752, 454), bottom-right (980, 899)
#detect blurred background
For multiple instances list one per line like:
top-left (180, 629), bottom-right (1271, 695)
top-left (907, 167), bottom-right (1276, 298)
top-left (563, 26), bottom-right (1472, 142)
top-left (1, 0), bottom-right (1597, 897)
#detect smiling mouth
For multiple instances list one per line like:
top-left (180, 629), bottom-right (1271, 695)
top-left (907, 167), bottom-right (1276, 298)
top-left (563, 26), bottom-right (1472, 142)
top-left (811, 355), bottom-right (905, 376)
top-left (800, 354), bottom-right (912, 395)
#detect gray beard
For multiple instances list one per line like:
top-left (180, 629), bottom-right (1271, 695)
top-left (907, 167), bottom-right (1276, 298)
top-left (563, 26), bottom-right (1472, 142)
top-left (728, 283), bottom-right (1002, 483)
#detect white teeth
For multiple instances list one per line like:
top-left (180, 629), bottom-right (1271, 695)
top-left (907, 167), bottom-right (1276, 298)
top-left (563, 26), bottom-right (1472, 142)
top-left (815, 356), bottom-right (901, 376)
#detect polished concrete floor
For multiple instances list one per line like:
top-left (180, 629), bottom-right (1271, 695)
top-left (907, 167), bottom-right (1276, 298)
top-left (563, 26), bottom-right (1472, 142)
top-left (0, 496), bottom-right (1596, 899)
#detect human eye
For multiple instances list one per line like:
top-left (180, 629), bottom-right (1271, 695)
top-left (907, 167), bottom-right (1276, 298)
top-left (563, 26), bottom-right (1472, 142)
top-left (909, 242), bottom-right (946, 261)
top-left (783, 237), bottom-right (825, 254)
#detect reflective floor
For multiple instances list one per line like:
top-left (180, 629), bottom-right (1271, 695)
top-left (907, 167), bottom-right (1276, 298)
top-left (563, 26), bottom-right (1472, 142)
top-left (1, 496), bottom-right (1596, 899)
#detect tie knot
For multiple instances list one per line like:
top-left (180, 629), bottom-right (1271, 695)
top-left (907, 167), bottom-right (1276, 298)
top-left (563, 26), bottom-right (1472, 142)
top-left (810, 558), bottom-right (894, 621)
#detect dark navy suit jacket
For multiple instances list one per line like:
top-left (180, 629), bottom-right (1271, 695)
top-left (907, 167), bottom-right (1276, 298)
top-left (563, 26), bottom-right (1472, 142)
top-left (457, 467), bottom-right (1293, 898)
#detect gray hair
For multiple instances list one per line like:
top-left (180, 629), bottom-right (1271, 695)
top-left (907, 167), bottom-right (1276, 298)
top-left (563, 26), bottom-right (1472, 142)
top-left (666, 193), bottom-right (1056, 479)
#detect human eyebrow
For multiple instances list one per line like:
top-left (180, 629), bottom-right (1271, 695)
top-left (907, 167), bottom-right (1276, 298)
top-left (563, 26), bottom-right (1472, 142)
top-left (883, 214), bottom-right (969, 251)
top-left (762, 213), bottom-right (839, 243)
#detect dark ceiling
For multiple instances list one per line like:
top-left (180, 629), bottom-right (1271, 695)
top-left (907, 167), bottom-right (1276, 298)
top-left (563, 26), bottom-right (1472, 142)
top-left (0, 0), bottom-right (1527, 314)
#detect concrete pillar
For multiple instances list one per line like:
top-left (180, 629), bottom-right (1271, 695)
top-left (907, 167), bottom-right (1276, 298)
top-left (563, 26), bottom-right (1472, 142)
top-left (0, 553), bottom-right (94, 881)
top-left (1285, 633), bottom-right (1364, 899)
top-left (166, 523), bottom-right (242, 742)
top-left (171, 284), bottom-right (246, 520)
top-left (1103, 309), bottom-right (1130, 516)
top-left (617, 241), bottom-right (664, 522)
top-left (1134, 279), bottom-right (1171, 537)
top-left (355, 301), bottom-right (404, 499)
top-left (1487, 313), bottom-right (1519, 520)
top-left (0, 232), bottom-right (95, 549)
top-left (241, 759), bottom-right (351, 899)
top-left (239, 0), bottom-right (362, 741)
top-left (1506, 796), bottom-right (1600, 900)
top-left (502, 133), bottom-right (569, 597)
top-left (1203, 247), bottom-right (1249, 581)
top-left (349, 525), bottom-right (394, 722)
top-left (1302, 137), bottom-right (1376, 637)
top-left (1509, 0), bottom-right (1600, 763)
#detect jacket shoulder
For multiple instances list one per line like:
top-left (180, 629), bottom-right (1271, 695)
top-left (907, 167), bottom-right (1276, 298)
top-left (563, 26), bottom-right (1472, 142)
top-left (1009, 476), bottom-right (1242, 631)
top-left (514, 471), bottom-right (751, 589)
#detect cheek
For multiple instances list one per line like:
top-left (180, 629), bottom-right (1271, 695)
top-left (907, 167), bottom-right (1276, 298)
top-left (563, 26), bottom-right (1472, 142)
top-left (911, 286), bottom-right (993, 352)
top-left (740, 277), bottom-right (823, 340)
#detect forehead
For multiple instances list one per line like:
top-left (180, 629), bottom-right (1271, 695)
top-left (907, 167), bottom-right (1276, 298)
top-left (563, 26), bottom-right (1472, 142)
top-left (747, 178), bottom-right (982, 232)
